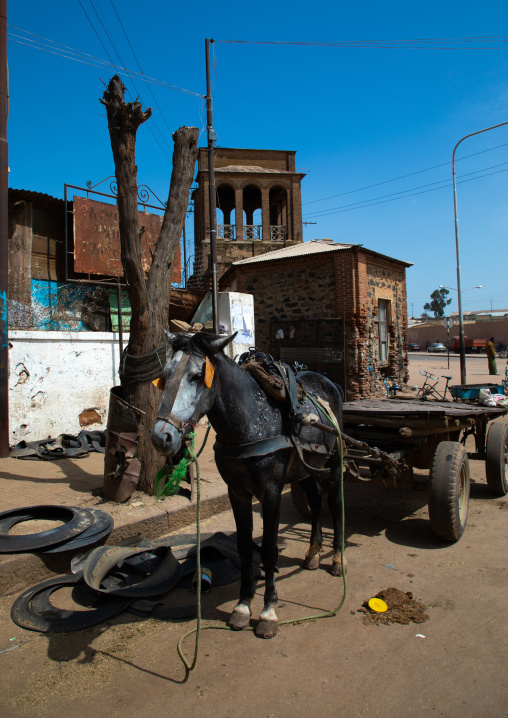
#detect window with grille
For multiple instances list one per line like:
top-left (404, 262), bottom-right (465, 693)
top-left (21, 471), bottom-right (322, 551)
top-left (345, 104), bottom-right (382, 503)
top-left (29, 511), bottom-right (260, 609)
top-left (378, 299), bottom-right (390, 364)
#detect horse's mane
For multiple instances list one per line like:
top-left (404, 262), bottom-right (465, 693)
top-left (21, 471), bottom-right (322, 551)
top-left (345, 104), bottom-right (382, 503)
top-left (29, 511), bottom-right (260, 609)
top-left (169, 331), bottom-right (225, 358)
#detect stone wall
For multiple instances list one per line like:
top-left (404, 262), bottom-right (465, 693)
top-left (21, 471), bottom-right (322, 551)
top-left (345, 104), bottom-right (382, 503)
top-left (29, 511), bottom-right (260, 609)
top-left (225, 248), bottom-right (409, 400)
top-left (235, 257), bottom-right (337, 351)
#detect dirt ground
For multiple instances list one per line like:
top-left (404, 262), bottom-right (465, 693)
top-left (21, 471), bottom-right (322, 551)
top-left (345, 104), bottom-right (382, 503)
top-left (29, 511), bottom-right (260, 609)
top-left (1, 354), bottom-right (507, 718)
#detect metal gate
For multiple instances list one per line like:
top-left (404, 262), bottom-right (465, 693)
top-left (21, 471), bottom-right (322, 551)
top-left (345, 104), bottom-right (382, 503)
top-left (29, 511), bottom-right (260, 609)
top-left (269, 317), bottom-right (346, 391)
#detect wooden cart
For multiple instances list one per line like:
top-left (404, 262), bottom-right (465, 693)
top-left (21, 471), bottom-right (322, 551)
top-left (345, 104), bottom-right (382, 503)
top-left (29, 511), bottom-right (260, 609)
top-left (291, 398), bottom-right (508, 542)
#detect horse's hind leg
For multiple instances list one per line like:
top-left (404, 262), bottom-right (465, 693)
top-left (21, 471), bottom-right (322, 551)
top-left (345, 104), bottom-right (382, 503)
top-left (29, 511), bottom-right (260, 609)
top-left (327, 456), bottom-right (347, 577)
top-left (256, 485), bottom-right (282, 639)
top-left (227, 489), bottom-right (255, 630)
top-left (300, 477), bottom-right (323, 571)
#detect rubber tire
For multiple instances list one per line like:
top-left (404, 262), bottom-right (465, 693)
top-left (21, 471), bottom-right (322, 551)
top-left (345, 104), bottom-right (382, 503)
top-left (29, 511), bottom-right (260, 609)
top-left (0, 505), bottom-right (93, 553)
top-left (428, 441), bottom-right (470, 542)
top-left (485, 422), bottom-right (508, 496)
top-left (10, 574), bottom-right (132, 633)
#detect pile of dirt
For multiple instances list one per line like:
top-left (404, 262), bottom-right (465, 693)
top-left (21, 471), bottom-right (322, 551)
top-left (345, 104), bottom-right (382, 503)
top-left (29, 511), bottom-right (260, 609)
top-left (359, 587), bottom-right (429, 625)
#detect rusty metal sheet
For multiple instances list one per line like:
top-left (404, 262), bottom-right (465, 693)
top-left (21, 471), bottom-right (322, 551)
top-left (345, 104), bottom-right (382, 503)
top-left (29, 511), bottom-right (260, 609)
top-left (73, 196), bottom-right (181, 281)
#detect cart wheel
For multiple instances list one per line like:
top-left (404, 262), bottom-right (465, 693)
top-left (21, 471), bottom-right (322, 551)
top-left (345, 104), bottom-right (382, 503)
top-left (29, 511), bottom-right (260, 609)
top-left (428, 441), bottom-right (470, 542)
top-left (485, 422), bottom-right (508, 496)
top-left (290, 482), bottom-right (329, 519)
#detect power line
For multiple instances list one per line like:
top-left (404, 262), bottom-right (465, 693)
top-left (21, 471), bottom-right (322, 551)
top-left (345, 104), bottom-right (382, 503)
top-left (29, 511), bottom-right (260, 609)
top-left (79, 0), bottom-right (173, 161)
top-left (303, 165), bottom-right (508, 218)
top-left (216, 36), bottom-right (508, 50)
top-left (303, 141), bottom-right (508, 206)
top-left (303, 160), bottom-right (508, 218)
top-left (7, 24), bottom-right (203, 97)
top-left (108, 0), bottom-right (174, 139)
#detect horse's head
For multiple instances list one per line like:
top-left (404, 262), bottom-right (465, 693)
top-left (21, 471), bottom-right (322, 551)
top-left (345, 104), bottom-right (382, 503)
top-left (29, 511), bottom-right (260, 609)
top-left (151, 330), bottom-right (236, 456)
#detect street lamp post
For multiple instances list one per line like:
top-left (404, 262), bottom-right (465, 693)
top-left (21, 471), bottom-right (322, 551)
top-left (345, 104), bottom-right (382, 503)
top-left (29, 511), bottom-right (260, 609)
top-left (452, 120), bottom-right (508, 385)
top-left (439, 285), bottom-right (482, 369)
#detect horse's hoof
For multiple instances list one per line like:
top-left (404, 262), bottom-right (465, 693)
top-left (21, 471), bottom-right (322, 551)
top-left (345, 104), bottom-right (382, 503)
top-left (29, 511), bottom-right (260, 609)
top-left (303, 553), bottom-right (320, 571)
top-left (330, 558), bottom-right (347, 577)
top-left (255, 620), bottom-right (278, 639)
top-left (228, 611), bottom-right (251, 631)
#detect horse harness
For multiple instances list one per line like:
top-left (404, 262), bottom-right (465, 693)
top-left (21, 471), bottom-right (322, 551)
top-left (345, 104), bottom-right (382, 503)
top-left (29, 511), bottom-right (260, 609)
top-left (158, 351), bottom-right (339, 478)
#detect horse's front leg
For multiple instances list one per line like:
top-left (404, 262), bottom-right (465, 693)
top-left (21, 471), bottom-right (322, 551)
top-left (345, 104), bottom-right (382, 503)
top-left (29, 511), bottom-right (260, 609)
top-left (327, 456), bottom-right (347, 577)
top-left (256, 485), bottom-right (282, 639)
top-left (300, 476), bottom-right (323, 571)
top-left (227, 488), bottom-right (255, 630)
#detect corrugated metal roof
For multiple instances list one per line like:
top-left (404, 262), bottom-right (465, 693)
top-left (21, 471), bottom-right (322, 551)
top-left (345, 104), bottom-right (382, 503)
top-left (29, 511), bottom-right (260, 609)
top-left (9, 188), bottom-right (65, 209)
top-left (232, 239), bottom-right (357, 266)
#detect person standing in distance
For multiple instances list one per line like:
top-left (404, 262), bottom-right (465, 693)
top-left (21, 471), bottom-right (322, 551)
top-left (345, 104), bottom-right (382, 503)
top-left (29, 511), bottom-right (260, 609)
top-left (486, 337), bottom-right (497, 375)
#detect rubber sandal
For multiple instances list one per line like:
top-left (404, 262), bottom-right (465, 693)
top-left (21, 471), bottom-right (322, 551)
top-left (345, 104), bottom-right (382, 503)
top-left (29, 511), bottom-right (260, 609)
top-left (78, 431), bottom-right (106, 454)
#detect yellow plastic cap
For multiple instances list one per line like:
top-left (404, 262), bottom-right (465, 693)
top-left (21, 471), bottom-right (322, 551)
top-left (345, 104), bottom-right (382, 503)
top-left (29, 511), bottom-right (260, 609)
top-left (368, 597), bottom-right (388, 613)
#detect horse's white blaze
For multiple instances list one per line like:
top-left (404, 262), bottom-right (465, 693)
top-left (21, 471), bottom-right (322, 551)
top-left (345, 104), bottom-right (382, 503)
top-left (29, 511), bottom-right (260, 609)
top-left (169, 352), bottom-right (205, 423)
top-left (259, 604), bottom-right (278, 622)
top-left (152, 350), bottom-right (207, 454)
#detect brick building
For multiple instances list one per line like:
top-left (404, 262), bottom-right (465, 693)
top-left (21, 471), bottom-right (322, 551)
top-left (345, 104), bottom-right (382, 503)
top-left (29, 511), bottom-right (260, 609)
top-left (191, 147), bottom-right (305, 282)
top-left (219, 239), bottom-right (412, 399)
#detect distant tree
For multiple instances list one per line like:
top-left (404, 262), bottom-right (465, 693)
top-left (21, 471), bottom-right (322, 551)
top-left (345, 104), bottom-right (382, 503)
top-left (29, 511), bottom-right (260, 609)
top-left (423, 288), bottom-right (452, 318)
top-left (420, 311), bottom-right (430, 319)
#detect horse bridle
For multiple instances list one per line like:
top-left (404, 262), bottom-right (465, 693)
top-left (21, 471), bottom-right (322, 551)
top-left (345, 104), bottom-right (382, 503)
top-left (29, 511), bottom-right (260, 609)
top-left (156, 353), bottom-right (209, 436)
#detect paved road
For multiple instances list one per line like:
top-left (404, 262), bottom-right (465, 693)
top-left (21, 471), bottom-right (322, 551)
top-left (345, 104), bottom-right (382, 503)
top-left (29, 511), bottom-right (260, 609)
top-left (408, 351), bottom-right (505, 390)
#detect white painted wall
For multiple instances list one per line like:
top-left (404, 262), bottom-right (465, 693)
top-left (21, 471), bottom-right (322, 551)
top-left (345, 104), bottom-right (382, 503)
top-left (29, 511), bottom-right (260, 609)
top-left (8, 330), bottom-right (126, 445)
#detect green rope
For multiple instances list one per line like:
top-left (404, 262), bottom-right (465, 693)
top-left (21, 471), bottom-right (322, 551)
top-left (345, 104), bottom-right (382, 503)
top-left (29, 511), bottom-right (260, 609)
top-left (155, 432), bottom-right (196, 498)
top-left (155, 425), bottom-right (212, 499)
top-left (176, 401), bottom-right (347, 671)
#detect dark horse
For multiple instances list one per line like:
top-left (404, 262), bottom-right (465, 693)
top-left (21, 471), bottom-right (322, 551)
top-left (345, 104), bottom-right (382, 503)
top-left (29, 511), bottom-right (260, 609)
top-left (151, 331), bottom-right (345, 639)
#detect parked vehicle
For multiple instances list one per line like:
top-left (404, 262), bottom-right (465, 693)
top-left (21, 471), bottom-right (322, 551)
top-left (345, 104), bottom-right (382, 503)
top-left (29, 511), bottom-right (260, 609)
top-left (408, 343), bottom-right (422, 351)
top-left (450, 336), bottom-right (487, 354)
top-left (428, 342), bottom-right (447, 353)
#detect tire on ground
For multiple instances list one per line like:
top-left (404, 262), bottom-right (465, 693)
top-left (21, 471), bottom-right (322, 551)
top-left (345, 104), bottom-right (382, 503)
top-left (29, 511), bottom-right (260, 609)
top-left (428, 441), bottom-right (470, 542)
top-left (485, 421), bottom-right (508, 496)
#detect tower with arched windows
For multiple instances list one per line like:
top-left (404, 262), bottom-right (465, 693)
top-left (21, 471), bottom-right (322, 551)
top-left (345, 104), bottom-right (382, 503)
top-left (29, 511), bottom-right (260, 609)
top-left (191, 148), bottom-right (305, 284)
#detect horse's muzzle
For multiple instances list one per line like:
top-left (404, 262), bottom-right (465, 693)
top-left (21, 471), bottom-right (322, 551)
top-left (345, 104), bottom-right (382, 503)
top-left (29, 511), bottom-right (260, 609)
top-left (151, 419), bottom-right (183, 456)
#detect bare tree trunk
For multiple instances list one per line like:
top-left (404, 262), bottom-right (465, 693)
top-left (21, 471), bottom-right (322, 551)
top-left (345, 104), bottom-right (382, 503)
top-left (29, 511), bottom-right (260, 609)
top-left (101, 75), bottom-right (199, 493)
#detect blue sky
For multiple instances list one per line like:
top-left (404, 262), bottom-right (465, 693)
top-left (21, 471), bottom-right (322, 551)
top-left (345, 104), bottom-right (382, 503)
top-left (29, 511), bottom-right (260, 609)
top-left (8, 1), bottom-right (508, 316)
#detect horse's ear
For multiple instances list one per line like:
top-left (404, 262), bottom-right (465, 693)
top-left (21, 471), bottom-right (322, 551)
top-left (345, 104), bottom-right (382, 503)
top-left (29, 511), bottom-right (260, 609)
top-left (210, 332), bottom-right (237, 352)
top-left (162, 329), bottom-right (175, 341)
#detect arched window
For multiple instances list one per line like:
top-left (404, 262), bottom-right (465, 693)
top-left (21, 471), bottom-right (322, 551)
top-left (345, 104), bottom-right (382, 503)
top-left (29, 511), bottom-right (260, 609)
top-left (216, 184), bottom-right (236, 239)
top-left (269, 186), bottom-right (288, 241)
top-left (243, 185), bottom-right (262, 240)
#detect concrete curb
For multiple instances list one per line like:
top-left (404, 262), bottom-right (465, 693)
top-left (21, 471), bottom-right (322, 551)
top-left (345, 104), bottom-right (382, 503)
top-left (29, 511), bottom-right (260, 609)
top-left (0, 492), bottom-right (231, 597)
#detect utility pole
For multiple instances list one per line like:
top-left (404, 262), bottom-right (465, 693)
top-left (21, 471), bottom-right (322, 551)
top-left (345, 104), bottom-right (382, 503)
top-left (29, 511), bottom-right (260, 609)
top-left (0, 0), bottom-right (8, 457)
top-left (452, 119), bottom-right (508, 385)
top-left (205, 38), bottom-right (218, 333)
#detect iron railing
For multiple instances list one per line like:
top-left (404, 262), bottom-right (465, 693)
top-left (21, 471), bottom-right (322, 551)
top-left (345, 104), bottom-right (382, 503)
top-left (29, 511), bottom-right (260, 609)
top-left (270, 225), bottom-right (287, 241)
top-left (244, 225), bottom-right (262, 240)
top-left (217, 224), bottom-right (235, 240)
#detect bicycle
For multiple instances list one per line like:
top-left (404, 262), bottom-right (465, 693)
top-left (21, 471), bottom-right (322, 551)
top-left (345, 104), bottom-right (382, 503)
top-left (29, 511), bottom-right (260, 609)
top-left (417, 370), bottom-right (453, 401)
